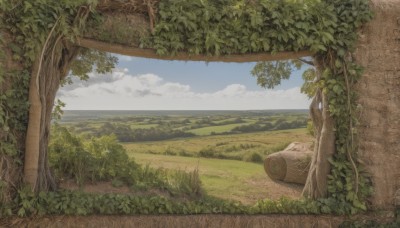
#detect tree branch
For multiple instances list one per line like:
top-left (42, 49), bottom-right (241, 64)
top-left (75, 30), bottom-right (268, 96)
top-left (298, 58), bottom-right (315, 66)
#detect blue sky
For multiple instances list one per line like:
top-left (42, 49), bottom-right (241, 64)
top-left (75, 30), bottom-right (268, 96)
top-left (58, 54), bottom-right (311, 110)
top-left (116, 55), bottom-right (307, 93)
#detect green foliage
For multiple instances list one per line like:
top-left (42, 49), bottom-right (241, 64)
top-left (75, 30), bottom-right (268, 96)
top-left (49, 125), bottom-right (143, 186)
top-left (94, 122), bottom-right (195, 142)
top-left (0, 189), bottom-right (351, 217)
top-left (316, 0), bottom-right (372, 213)
top-left (251, 60), bottom-right (302, 89)
top-left (149, 0), bottom-right (339, 55)
top-left (52, 99), bottom-right (66, 121)
top-left (2, 0), bottom-right (93, 64)
top-left (66, 49), bottom-right (118, 84)
top-left (166, 168), bottom-right (203, 198)
top-left (243, 152), bottom-right (264, 163)
top-left (48, 126), bottom-right (204, 198)
top-left (301, 68), bottom-right (319, 98)
top-left (5, 187), bottom-right (387, 217)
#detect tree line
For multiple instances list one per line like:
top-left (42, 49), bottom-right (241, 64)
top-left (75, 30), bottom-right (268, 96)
top-left (94, 123), bottom-right (195, 142)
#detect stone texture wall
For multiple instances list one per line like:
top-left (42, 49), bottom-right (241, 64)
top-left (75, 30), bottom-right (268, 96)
top-left (354, 0), bottom-right (400, 210)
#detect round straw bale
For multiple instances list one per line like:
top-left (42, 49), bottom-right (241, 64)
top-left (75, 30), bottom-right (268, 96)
top-left (264, 142), bottom-right (312, 185)
top-left (264, 153), bottom-right (287, 181)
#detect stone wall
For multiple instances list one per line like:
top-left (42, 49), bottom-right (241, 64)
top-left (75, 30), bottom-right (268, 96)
top-left (355, 0), bottom-right (400, 210)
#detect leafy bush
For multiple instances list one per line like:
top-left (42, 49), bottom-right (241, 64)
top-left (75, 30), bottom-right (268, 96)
top-left (263, 142), bottom-right (291, 156)
top-left (49, 126), bottom-right (93, 185)
top-left (198, 147), bottom-right (217, 158)
top-left (49, 126), bottom-right (139, 185)
top-left (243, 152), bottom-right (264, 164)
top-left (48, 126), bottom-right (205, 198)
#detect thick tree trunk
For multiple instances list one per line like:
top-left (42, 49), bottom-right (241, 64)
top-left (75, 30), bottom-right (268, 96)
top-left (24, 60), bottom-right (42, 189)
top-left (37, 44), bottom-right (80, 191)
top-left (24, 37), bottom-right (80, 191)
top-left (302, 59), bottom-right (336, 199)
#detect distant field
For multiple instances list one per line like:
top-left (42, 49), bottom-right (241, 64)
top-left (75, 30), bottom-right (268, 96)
top-left (128, 153), bottom-right (303, 204)
top-left (123, 128), bottom-right (312, 162)
top-left (61, 110), bottom-right (309, 140)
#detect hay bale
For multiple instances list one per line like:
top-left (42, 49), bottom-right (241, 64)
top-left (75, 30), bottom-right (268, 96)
top-left (264, 142), bottom-right (312, 185)
top-left (264, 153), bottom-right (287, 181)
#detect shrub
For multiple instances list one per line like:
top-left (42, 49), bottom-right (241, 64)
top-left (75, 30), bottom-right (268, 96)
top-left (164, 147), bottom-right (177, 156)
top-left (167, 168), bottom-right (203, 198)
top-left (243, 152), bottom-right (264, 163)
top-left (49, 126), bottom-right (205, 198)
top-left (198, 147), bottom-right (216, 158)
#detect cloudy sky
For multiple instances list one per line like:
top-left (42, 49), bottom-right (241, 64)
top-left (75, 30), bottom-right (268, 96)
top-left (58, 55), bottom-right (311, 110)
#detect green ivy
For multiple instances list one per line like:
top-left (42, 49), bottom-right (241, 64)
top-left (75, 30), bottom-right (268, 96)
top-left (148, 0), bottom-right (339, 55)
top-left (3, 187), bottom-right (336, 217)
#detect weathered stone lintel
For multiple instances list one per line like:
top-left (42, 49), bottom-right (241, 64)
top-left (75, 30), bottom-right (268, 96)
top-left (76, 38), bottom-right (313, 63)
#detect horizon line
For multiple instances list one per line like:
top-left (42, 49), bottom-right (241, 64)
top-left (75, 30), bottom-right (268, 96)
top-left (63, 109), bottom-right (309, 111)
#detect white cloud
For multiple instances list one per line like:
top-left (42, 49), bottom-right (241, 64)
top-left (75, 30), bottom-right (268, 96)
top-left (58, 69), bottom-right (310, 110)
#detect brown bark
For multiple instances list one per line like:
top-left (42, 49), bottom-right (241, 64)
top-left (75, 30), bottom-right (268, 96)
top-left (36, 42), bottom-right (80, 191)
top-left (24, 34), bottom-right (80, 191)
top-left (24, 59), bottom-right (42, 188)
top-left (302, 60), bottom-right (335, 199)
top-left (76, 38), bottom-right (313, 63)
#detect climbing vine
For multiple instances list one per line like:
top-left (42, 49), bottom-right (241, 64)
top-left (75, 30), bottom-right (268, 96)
top-left (1, 0), bottom-right (374, 217)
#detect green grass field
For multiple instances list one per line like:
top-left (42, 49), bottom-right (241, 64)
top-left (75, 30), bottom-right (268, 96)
top-left (128, 153), bottom-right (302, 204)
top-left (124, 128), bottom-right (310, 203)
